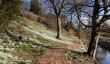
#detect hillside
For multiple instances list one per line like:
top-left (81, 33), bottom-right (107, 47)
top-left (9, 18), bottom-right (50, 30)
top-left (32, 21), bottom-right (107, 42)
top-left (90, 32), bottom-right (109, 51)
top-left (2, 0), bottom-right (110, 63)
top-left (0, 16), bottom-right (88, 64)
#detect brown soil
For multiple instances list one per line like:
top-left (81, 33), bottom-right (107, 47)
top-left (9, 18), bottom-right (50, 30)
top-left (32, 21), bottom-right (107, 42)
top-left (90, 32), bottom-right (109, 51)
top-left (37, 41), bottom-right (81, 64)
top-left (38, 48), bottom-right (72, 64)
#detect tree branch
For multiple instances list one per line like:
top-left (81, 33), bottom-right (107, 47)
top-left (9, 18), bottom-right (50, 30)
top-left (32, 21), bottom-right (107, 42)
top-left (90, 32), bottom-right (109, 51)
top-left (98, 15), bottom-right (110, 26)
top-left (49, 0), bottom-right (58, 15)
top-left (58, 0), bottom-right (65, 15)
top-left (73, 0), bottom-right (92, 28)
top-left (81, 11), bottom-right (92, 17)
top-left (98, 0), bottom-right (110, 26)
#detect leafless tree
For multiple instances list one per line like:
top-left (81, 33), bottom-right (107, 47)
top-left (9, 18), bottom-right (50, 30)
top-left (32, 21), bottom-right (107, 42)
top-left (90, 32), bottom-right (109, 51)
top-left (42, 0), bottom-right (70, 39)
top-left (70, 0), bottom-right (110, 58)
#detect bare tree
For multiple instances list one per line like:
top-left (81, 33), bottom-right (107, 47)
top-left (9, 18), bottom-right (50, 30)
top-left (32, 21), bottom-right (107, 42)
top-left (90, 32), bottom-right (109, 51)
top-left (42, 0), bottom-right (68, 39)
top-left (70, 0), bottom-right (110, 58)
top-left (87, 0), bottom-right (110, 58)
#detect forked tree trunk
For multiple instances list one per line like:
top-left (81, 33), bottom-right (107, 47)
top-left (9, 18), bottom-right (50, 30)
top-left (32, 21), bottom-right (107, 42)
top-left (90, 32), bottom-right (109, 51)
top-left (56, 16), bottom-right (61, 39)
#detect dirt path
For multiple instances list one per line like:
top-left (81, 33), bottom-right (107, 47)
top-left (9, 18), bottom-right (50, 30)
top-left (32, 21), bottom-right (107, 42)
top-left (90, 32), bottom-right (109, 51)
top-left (38, 40), bottom-right (81, 64)
top-left (13, 40), bottom-right (81, 64)
top-left (38, 48), bottom-right (72, 64)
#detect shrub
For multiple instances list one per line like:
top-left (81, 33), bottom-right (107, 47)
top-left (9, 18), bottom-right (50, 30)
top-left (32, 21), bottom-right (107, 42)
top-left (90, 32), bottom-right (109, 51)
top-left (21, 11), bottom-right (67, 30)
top-left (21, 11), bottom-right (39, 21)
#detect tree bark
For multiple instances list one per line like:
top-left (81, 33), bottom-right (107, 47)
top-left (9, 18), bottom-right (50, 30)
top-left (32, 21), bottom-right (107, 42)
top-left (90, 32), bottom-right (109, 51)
top-left (87, 0), bottom-right (100, 56)
top-left (56, 16), bottom-right (61, 39)
top-left (78, 21), bottom-right (81, 39)
top-left (87, 26), bottom-right (97, 55)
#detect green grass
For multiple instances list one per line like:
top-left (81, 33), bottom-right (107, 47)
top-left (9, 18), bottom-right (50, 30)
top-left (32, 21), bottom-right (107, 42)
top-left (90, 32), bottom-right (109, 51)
top-left (15, 44), bottom-right (44, 53)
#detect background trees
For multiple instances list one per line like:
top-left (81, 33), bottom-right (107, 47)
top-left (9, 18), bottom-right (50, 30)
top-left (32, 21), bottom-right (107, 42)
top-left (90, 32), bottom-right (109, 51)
top-left (30, 0), bottom-right (42, 15)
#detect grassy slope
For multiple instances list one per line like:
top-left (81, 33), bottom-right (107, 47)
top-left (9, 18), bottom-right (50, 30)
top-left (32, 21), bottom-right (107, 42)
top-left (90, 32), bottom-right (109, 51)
top-left (7, 16), bottom-right (86, 52)
top-left (15, 16), bottom-right (76, 45)
top-left (0, 16), bottom-right (94, 64)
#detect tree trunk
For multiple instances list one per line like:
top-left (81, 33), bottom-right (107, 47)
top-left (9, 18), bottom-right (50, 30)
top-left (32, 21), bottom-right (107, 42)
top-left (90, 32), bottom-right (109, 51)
top-left (56, 17), bottom-right (61, 39)
top-left (78, 21), bottom-right (80, 39)
top-left (87, 26), bottom-right (97, 55)
top-left (87, 0), bottom-right (100, 56)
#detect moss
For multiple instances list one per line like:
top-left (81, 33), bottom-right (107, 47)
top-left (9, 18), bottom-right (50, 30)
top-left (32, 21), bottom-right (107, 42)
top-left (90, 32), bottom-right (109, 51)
top-left (15, 44), bottom-right (45, 55)
top-left (0, 57), bottom-right (5, 60)
top-left (15, 61), bottom-right (31, 64)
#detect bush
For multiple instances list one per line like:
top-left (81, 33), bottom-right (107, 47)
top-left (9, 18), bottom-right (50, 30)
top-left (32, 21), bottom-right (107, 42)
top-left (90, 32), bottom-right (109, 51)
top-left (21, 11), bottom-right (39, 21)
top-left (0, 0), bottom-right (22, 31)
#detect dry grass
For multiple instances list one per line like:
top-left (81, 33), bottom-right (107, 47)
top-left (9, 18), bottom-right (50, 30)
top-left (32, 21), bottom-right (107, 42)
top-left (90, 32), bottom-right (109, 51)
top-left (21, 11), bottom-right (77, 38)
top-left (21, 11), bottom-right (67, 30)
top-left (21, 11), bottom-right (39, 21)
top-left (68, 28), bottom-right (77, 37)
